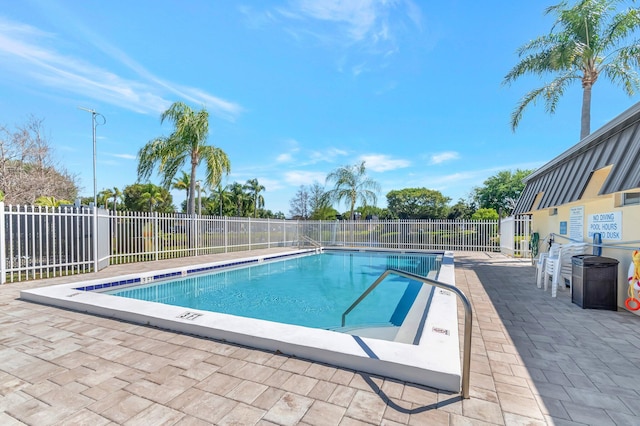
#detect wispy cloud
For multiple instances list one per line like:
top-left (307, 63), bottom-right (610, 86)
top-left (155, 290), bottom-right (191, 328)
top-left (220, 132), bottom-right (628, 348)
top-left (0, 16), bottom-right (243, 120)
top-left (284, 170), bottom-right (327, 185)
top-left (412, 161), bottom-right (543, 189)
top-left (109, 153), bottom-right (136, 160)
top-left (258, 177), bottom-right (284, 192)
top-left (308, 147), bottom-right (349, 163)
top-left (266, 0), bottom-right (422, 70)
top-left (359, 154), bottom-right (410, 172)
top-left (276, 139), bottom-right (301, 163)
top-left (428, 151), bottom-right (460, 165)
top-left (277, 153), bottom-right (295, 163)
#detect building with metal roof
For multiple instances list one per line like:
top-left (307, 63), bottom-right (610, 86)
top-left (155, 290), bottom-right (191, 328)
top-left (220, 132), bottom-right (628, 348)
top-left (513, 101), bottom-right (640, 313)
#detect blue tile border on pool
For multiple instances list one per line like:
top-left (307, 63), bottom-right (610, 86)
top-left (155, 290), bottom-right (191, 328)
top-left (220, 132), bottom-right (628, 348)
top-left (73, 250), bottom-right (316, 292)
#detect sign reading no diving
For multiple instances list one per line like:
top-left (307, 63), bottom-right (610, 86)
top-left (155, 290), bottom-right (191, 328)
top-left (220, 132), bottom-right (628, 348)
top-left (587, 211), bottom-right (622, 240)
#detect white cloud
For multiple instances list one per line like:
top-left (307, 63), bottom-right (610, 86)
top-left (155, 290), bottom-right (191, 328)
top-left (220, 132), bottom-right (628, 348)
top-left (258, 177), bottom-right (284, 191)
top-left (308, 147), bottom-right (349, 163)
top-left (429, 151), bottom-right (460, 165)
top-left (291, 0), bottom-right (382, 42)
top-left (359, 154), bottom-right (410, 172)
top-left (277, 153), bottom-right (294, 163)
top-left (284, 170), bottom-right (327, 185)
top-left (275, 139), bottom-right (301, 163)
top-left (109, 153), bottom-right (136, 160)
top-left (0, 17), bottom-right (242, 120)
top-left (276, 0), bottom-right (423, 56)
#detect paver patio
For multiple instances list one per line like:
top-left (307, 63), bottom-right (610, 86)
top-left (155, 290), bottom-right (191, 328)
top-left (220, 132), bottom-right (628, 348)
top-left (1, 250), bottom-right (638, 425)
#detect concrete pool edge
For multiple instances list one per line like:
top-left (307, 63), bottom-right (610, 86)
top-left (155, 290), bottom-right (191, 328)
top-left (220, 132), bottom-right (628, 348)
top-left (20, 249), bottom-right (461, 393)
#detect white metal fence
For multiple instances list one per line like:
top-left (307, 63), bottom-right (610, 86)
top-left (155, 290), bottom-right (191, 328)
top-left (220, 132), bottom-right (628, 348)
top-left (499, 215), bottom-right (533, 258)
top-left (0, 204), bottom-right (95, 283)
top-left (1, 202), bottom-right (503, 283)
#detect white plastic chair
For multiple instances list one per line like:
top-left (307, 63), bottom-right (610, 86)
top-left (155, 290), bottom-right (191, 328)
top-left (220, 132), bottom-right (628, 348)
top-left (554, 243), bottom-right (588, 296)
top-left (543, 243), bottom-right (561, 292)
top-left (535, 253), bottom-right (549, 289)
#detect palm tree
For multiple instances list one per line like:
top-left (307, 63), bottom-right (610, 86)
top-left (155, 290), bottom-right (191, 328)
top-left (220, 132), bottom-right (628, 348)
top-left (98, 188), bottom-right (113, 209)
top-left (244, 178), bottom-right (265, 218)
top-left (229, 182), bottom-right (251, 217)
top-left (171, 171), bottom-right (191, 205)
top-left (325, 161), bottom-right (380, 220)
top-left (504, 0), bottom-right (640, 140)
top-left (111, 186), bottom-right (123, 211)
top-left (137, 101), bottom-right (231, 215)
top-left (140, 183), bottom-right (165, 212)
top-left (212, 184), bottom-right (231, 216)
top-left (34, 196), bottom-right (71, 207)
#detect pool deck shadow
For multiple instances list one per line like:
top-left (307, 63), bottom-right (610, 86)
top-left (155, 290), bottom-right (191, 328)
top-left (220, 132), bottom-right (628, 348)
top-left (1, 249), bottom-right (638, 425)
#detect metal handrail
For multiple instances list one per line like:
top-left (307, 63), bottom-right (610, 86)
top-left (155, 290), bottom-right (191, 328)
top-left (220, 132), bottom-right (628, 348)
top-left (300, 235), bottom-right (321, 247)
top-left (341, 268), bottom-right (473, 399)
top-left (550, 233), bottom-right (640, 252)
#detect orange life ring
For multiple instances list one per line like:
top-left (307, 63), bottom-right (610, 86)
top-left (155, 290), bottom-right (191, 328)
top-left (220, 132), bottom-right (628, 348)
top-left (625, 297), bottom-right (640, 311)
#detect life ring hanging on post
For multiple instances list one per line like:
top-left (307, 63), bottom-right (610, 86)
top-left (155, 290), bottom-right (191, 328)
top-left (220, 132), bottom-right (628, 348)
top-left (625, 250), bottom-right (640, 311)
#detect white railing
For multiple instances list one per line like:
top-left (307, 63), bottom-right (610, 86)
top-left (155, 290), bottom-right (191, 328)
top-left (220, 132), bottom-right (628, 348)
top-left (2, 203), bottom-right (501, 283)
top-left (299, 219), bottom-right (500, 251)
top-left (110, 212), bottom-right (300, 264)
top-left (0, 203), bottom-right (95, 283)
top-left (500, 216), bottom-right (533, 258)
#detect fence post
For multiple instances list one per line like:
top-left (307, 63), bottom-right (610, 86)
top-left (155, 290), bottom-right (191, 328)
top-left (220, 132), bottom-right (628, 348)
top-left (92, 205), bottom-right (98, 273)
top-left (0, 202), bottom-right (5, 284)
top-left (224, 217), bottom-right (228, 253)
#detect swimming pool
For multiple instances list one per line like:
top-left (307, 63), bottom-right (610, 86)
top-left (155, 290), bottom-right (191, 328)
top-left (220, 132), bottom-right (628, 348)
top-left (21, 248), bottom-right (461, 392)
top-left (105, 251), bottom-right (441, 338)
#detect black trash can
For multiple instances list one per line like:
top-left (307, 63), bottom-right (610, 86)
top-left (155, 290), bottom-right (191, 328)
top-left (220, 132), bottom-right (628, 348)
top-left (571, 255), bottom-right (619, 310)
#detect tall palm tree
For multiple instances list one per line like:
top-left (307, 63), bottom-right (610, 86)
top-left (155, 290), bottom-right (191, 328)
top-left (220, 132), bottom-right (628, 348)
top-left (171, 171), bottom-right (191, 205)
top-left (212, 184), bottom-right (231, 216)
top-left (244, 178), bottom-right (265, 218)
top-left (137, 101), bottom-right (231, 215)
top-left (325, 161), bottom-right (380, 220)
top-left (111, 186), bottom-right (123, 211)
top-left (504, 0), bottom-right (640, 140)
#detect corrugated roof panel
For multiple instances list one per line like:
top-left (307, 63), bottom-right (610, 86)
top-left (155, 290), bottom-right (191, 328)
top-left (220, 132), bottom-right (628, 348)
top-left (567, 154), bottom-right (593, 202)
top-left (513, 105), bottom-right (640, 215)
top-left (602, 123), bottom-right (640, 194)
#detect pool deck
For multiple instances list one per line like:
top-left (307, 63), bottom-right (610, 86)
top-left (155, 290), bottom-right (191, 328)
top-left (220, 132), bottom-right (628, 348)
top-left (1, 249), bottom-right (639, 425)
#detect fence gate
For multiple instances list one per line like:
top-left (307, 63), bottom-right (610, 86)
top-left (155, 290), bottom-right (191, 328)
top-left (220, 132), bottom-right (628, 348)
top-left (500, 215), bottom-right (532, 258)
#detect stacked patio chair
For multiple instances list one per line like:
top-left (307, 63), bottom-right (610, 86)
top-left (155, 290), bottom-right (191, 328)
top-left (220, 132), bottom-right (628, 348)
top-left (536, 243), bottom-right (561, 289)
top-left (554, 243), bottom-right (589, 297)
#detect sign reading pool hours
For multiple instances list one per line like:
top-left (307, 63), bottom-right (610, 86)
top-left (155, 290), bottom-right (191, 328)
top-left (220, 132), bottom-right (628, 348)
top-left (587, 211), bottom-right (622, 240)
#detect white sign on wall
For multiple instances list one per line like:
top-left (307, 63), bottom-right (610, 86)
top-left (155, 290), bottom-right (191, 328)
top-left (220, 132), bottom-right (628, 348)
top-left (569, 206), bottom-right (584, 242)
top-left (587, 211), bottom-right (622, 240)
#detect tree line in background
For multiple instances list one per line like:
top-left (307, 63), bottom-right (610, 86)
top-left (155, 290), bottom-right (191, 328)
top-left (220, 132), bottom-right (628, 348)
top-left (289, 164), bottom-right (532, 221)
top-left (1, 109), bottom-right (530, 220)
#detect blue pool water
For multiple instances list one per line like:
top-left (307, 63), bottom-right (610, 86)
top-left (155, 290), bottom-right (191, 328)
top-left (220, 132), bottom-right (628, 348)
top-left (106, 251), bottom-right (441, 331)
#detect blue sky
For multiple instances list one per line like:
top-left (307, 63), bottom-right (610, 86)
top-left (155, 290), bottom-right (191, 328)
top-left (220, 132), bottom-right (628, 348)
top-left (1, 0), bottom-right (638, 216)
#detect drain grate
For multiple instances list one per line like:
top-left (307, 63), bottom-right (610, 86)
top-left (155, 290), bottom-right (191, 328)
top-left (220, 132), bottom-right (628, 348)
top-left (177, 311), bottom-right (203, 321)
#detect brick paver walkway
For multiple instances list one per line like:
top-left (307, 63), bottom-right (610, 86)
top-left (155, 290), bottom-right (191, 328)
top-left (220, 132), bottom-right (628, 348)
top-left (1, 250), bottom-right (638, 425)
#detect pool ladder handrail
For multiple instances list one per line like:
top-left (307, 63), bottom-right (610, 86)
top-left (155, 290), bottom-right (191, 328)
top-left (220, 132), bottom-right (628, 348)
top-left (341, 268), bottom-right (473, 399)
top-left (300, 235), bottom-right (321, 248)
